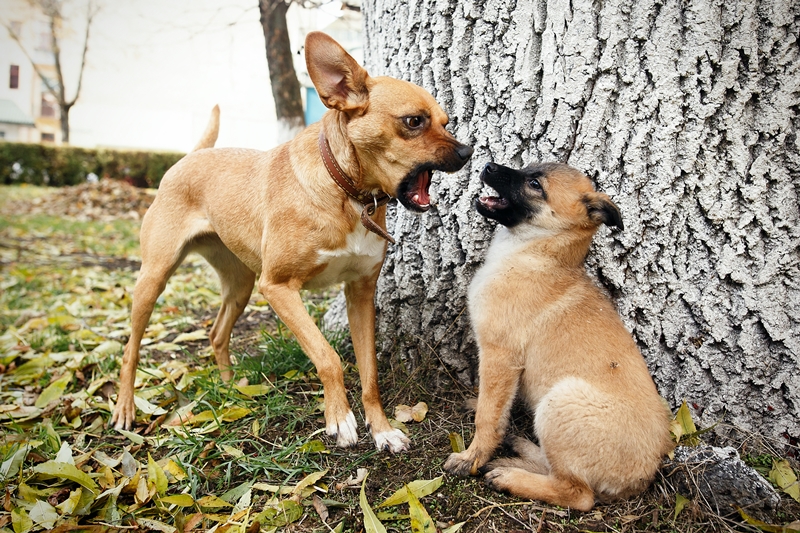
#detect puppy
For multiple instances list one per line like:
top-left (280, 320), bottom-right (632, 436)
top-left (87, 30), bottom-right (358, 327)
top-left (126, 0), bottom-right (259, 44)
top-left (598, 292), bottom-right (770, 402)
top-left (444, 162), bottom-right (672, 510)
top-left (110, 32), bottom-right (473, 453)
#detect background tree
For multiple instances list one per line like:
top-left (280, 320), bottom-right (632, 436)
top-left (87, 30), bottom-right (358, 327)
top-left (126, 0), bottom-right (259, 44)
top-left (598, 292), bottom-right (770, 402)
top-left (258, 0), bottom-right (305, 142)
top-left (361, 0), bottom-right (799, 446)
top-left (5, 0), bottom-right (98, 144)
top-left (257, 1), bottom-right (361, 143)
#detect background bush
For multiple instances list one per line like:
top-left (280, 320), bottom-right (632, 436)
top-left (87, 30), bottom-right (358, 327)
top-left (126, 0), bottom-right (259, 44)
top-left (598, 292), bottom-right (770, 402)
top-left (0, 142), bottom-right (184, 188)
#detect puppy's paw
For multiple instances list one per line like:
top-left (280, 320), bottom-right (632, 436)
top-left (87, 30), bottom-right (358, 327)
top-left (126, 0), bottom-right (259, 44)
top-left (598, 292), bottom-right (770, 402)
top-left (327, 410), bottom-right (359, 448)
top-left (373, 428), bottom-right (410, 454)
top-left (483, 466), bottom-right (514, 493)
top-left (444, 451), bottom-right (482, 477)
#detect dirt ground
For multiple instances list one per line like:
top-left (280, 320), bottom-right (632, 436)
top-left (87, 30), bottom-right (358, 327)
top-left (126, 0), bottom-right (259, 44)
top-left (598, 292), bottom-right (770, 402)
top-left (3, 181), bottom-right (799, 532)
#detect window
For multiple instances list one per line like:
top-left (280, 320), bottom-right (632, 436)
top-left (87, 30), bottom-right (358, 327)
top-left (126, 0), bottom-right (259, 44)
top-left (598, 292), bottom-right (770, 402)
top-left (0, 131), bottom-right (6, 139)
top-left (10, 65), bottom-right (19, 89)
top-left (36, 31), bottom-right (51, 53)
top-left (41, 132), bottom-right (55, 143)
top-left (41, 94), bottom-right (56, 117)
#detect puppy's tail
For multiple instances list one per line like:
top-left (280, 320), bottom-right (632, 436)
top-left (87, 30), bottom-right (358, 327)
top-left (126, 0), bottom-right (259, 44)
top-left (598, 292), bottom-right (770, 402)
top-left (192, 104), bottom-right (220, 151)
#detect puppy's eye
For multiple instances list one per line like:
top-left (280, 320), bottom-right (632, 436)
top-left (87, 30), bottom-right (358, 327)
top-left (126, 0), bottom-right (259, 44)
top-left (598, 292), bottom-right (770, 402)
top-left (403, 116), bottom-right (425, 129)
top-left (527, 178), bottom-right (542, 189)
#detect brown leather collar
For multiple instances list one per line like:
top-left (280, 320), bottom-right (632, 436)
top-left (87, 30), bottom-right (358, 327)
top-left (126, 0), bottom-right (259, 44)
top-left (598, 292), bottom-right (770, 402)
top-left (318, 128), bottom-right (395, 244)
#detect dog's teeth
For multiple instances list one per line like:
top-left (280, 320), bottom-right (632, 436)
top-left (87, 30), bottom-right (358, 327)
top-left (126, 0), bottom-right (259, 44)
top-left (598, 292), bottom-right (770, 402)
top-left (412, 194), bottom-right (420, 203)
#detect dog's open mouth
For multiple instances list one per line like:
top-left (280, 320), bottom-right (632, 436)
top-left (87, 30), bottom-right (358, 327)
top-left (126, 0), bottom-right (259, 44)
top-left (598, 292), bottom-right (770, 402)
top-left (397, 167), bottom-right (434, 212)
top-left (409, 169), bottom-right (431, 210)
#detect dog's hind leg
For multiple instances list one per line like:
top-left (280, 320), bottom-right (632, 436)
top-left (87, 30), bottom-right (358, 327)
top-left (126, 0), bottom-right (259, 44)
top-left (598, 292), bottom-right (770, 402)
top-left (196, 237), bottom-right (256, 381)
top-left (345, 276), bottom-right (410, 453)
top-left (112, 218), bottom-right (193, 430)
top-left (484, 468), bottom-right (595, 511)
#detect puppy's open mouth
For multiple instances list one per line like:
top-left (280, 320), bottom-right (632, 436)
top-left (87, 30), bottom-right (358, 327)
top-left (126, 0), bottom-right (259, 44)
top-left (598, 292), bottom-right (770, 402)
top-left (478, 190), bottom-right (510, 211)
top-left (398, 167), bottom-right (434, 212)
top-left (477, 183), bottom-right (510, 212)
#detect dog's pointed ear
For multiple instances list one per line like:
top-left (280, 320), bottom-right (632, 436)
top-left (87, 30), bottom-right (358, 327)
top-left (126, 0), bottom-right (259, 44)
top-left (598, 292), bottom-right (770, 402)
top-left (583, 192), bottom-right (624, 230)
top-left (305, 32), bottom-right (369, 113)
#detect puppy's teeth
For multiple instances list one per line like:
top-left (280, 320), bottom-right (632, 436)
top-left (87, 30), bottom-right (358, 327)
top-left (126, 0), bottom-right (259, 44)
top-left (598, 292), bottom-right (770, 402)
top-left (412, 194), bottom-right (420, 203)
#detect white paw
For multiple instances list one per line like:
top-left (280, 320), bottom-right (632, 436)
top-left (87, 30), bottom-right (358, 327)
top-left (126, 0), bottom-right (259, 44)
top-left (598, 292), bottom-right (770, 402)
top-left (327, 410), bottom-right (359, 447)
top-left (110, 400), bottom-right (136, 431)
top-left (373, 428), bottom-right (411, 453)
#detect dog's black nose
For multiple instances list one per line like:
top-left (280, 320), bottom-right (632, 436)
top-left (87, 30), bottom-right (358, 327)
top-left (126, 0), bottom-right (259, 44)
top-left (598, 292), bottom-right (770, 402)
top-left (484, 162), bottom-right (498, 173)
top-left (456, 145), bottom-right (474, 161)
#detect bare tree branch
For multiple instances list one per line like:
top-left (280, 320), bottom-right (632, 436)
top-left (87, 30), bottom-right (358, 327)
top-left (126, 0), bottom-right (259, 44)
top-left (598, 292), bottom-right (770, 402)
top-left (68, 0), bottom-right (98, 108)
top-left (49, 4), bottom-right (66, 107)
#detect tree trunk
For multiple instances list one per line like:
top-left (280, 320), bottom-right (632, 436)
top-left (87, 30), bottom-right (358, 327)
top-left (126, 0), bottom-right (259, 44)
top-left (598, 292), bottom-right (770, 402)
top-left (60, 104), bottom-right (70, 143)
top-left (362, 0), bottom-right (800, 445)
top-left (259, 0), bottom-right (305, 143)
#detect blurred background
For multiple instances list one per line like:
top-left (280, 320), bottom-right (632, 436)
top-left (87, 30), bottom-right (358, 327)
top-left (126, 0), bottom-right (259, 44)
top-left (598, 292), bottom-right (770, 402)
top-left (0, 0), bottom-right (363, 152)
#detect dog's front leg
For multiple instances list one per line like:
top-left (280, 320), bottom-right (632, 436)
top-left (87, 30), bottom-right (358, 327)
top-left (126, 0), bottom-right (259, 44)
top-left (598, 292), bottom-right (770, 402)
top-left (345, 277), bottom-right (410, 453)
top-left (444, 343), bottom-right (521, 476)
top-left (259, 280), bottom-right (357, 447)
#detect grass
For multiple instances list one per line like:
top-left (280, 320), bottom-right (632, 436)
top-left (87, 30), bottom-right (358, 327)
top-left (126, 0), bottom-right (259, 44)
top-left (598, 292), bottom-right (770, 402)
top-left (1, 183), bottom-right (799, 533)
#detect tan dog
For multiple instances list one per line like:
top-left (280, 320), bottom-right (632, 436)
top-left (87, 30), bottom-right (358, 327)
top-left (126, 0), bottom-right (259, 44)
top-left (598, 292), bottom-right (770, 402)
top-left (110, 32), bottom-right (473, 453)
top-left (444, 162), bottom-right (672, 509)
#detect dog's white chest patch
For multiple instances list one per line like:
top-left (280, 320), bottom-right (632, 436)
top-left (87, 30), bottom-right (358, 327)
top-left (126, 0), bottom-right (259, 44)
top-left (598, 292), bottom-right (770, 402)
top-left (305, 225), bottom-right (385, 289)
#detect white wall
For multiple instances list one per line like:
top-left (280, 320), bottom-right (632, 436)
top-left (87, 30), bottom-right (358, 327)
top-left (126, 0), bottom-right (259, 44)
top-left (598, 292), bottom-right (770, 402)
top-left (2, 0), bottom-right (352, 152)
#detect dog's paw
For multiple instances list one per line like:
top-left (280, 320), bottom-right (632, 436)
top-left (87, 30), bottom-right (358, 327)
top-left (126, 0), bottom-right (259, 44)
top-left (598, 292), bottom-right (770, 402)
top-left (444, 451), bottom-right (481, 477)
top-left (110, 397), bottom-right (136, 430)
top-left (373, 428), bottom-right (410, 453)
top-left (327, 410), bottom-right (359, 448)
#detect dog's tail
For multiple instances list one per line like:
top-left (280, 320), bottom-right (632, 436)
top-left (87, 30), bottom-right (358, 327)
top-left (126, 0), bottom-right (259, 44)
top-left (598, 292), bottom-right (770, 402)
top-left (192, 104), bottom-right (220, 152)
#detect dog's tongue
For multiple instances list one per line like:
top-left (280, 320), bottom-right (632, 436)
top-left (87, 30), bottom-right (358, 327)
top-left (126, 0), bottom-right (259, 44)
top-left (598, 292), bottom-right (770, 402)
top-left (413, 170), bottom-right (430, 206)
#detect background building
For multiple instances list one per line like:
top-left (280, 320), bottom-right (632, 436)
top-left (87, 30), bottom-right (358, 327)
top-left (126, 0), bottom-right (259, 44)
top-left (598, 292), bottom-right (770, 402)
top-left (0, 3), bottom-right (59, 143)
top-left (0, 0), bottom-right (362, 152)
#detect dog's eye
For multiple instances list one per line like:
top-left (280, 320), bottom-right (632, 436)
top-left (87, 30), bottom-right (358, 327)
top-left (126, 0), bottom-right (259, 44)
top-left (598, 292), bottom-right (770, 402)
top-left (403, 116), bottom-right (425, 129)
top-left (527, 178), bottom-right (542, 189)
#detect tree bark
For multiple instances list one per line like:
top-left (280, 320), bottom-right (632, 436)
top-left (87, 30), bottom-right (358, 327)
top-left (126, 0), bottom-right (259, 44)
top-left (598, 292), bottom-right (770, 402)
top-left (362, 0), bottom-right (800, 445)
top-left (259, 0), bottom-right (306, 142)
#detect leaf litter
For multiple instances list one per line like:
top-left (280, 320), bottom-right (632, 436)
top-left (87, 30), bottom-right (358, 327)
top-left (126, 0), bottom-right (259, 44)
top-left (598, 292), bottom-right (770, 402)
top-left (2, 184), bottom-right (800, 533)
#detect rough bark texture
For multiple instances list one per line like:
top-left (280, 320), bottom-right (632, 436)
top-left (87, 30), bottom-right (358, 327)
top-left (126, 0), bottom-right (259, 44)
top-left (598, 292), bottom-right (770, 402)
top-left (362, 0), bottom-right (800, 444)
top-left (259, 0), bottom-right (305, 142)
top-left (665, 446), bottom-right (780, 519)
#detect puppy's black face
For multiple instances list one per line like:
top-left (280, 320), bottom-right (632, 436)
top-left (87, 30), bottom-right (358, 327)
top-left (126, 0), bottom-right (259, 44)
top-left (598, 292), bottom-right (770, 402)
top-left (476, 162), bottom-right (551, 227)
top-left (476, 161), bottom-right (624, 232)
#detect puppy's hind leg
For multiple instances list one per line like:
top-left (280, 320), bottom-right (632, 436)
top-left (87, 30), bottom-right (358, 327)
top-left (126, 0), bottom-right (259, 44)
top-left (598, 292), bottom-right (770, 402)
top-left (482, 436), bottom-right (550, 475)
top-left (196, 237), bottom-right (256, 381)
top-left (509, 436), bottom-right (549, 470)
top-left (484, 468), bottom-right (595, 511)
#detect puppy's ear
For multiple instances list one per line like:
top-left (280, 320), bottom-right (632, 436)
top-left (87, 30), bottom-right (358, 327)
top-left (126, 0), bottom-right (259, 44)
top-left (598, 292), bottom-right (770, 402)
top-left (583, 192), bottom-right (624, 230)
top-left (305, 32), bottom-right (369, 113)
